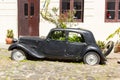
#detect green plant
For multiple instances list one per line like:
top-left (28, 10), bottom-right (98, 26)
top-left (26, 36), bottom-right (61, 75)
top-left (106, 27), bottom-right (120, 53)
top-left (97, 41), bottom-right (106, 49)
top-left (6, 29), bottom-right (14, 38)
top-left (106, 27), bottom-right (120, 40)
top-left (40, 0), bottom-right (76, 29)
top-left (68, 34), bottom-right (82, 42)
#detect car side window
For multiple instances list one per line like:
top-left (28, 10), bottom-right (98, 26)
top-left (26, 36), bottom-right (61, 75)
top-left (49, 31), bottom-right (66, 41)
top-left (68, 32), bottom-right (84, 43)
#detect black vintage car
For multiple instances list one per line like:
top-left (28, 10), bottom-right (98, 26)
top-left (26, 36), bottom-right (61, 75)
top-left (8, 28), bottom-right (114, 65)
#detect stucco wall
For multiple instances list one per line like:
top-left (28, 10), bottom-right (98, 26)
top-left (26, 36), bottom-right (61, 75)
top-left (0, 0), bottom-right (17, 43)
top-left (0, 0), bottom-right (119, 43)
top-left (40, 0), bottom-right (119, 42)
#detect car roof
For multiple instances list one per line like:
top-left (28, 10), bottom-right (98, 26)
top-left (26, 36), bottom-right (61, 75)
top-left (51, 28), bottom-right (91, 33)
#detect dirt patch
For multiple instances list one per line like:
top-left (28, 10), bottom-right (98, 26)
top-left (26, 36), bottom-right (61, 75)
top-left (0, 49), bottom-right (120, 80)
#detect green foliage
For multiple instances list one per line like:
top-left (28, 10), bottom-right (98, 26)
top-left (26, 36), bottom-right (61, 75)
top-left (50, 32), bottom-right (82, 42)
top-left (50, 31), bottom-right (66, 41)
top-left (97, 41), bottom-right (106, 49)
top-left (106, 27), bottom-right (120, 40)
top-left (40, 0), bottom-right (76, 29)
top-left (68, 34), bottom-right (82, 42)
top-left (6, 29), bottom-right (14, 38)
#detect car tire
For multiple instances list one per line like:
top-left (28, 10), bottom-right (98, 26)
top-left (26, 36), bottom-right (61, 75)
top-left (102, 41), bottom-right (114, 57)
top-left (83, 52), bottom-right (100, 65)
top-left (11, 49), bottom-right (26, 61)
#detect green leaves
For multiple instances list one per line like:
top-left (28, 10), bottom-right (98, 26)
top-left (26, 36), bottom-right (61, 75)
top-left (6, 29), bottom-right (14, 38)
top-left (97, 41), bottom-right (106, 49)
top-left (68, 34), bottom-right (82, 42)
top-left (40, 0), bottom-right (76, 29)
top-left (106, 27), bottom-right (120, 40)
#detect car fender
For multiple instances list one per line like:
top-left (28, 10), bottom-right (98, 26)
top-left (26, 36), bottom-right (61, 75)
top-left (82, 46), bottom-right (107, 61)
top-left (8, 43), bottom-right (45, 58)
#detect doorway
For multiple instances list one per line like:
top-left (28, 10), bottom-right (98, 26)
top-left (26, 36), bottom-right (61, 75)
top-left (18, 0), bottom-right (40, 36)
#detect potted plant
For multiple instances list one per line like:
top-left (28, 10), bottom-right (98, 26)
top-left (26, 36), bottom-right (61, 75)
top-left (113, 40), bottom-right (120, 53)
top-left (106, 27), bottom-right (120, 53)
top-left (97, 40), bottom-right (106, 51)
top-left (6, 29), bottom-right (14, 44)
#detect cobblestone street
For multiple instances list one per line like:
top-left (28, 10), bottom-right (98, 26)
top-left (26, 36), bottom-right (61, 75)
top-left (0, 45), bottom-right (120, 80)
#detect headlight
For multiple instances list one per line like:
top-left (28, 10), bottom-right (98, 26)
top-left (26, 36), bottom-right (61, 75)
top-left (12, 38), bottom-right (18, 43)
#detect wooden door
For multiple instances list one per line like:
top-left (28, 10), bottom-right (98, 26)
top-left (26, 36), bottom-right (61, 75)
top-left (18, 0), bottom-right (40, 36)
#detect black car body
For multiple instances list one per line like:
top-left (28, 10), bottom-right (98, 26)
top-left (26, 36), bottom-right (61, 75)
top-left (8, 28), bottom-right (113, 65)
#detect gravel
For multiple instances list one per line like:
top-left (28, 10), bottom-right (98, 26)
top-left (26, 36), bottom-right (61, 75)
top-left (0, 49), bottom-right (120, 80)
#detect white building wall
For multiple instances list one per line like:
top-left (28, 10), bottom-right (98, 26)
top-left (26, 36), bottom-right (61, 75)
top-left (40, 0), bottom-right (60, 37)
top-left (0, 0), bottom-right (17, 43)
top-left (83, 0), bottom-right (119, 41)
top-left (0, 0), bottom-right (119, 43)
top-left (40, 0), bottom-right (119, 42)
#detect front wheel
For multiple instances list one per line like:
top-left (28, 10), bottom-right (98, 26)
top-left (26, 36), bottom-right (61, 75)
top-left (83, 52), bottom-right (100, 65)
top-left (11, 49), bottom-right (26, 61)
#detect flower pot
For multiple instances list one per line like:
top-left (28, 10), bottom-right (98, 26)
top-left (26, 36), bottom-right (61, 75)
top-left (114, 45), bottom-right (120, 53)
top-left (6, 38), bottom-right (13, 44)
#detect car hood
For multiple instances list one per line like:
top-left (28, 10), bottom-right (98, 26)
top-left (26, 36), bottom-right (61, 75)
top-left (19, 36), bottom-right (45, 43)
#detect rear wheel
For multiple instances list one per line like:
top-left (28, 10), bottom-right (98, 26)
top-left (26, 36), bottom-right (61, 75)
top-left (83, 52), bottom-right (100, 65)
top-left (11, 49), bottom-right (26, 61)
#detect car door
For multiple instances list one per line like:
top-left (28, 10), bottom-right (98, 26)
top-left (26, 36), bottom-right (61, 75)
top-left (66, 31), bottom-right (86, 59)
top-left (43, 30), bottom-right (67, 58)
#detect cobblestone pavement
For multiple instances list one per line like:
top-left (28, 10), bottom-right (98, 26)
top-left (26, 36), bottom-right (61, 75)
top-left (0, 47), bottom-right (120, 80)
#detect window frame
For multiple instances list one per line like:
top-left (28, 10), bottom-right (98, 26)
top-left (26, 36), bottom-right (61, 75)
top-left (105, 0), bottom-right (120, 22)
top-left (60, 0), bottom-right (84, 22)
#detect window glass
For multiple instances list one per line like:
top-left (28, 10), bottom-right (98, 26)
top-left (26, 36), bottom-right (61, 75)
top-left (62, 0), bottom-right (70, 13)
top-left (60, 0), bottom-right (84, 22)
top-left (74, 11), bottom-right (81, 19)
top-left (118, 0), bottom-right (120, 19)
top-left (50, 31), bottom-right (66, 41)
top-left (74, 0), bottom-right (82, 19)
top-left (107, 2), bottom-right (115, 10)
top-left (106, 0), bottom-right (115, 19)
top-left (106, 11), bottom-right (115, 19)
top-left (119, 0), bottom-right (120, 10)
top-left (118, 11), bottom-right (120, 19)
top-left (30, 3), bottom-right (34, 16)
top-left (74, 0), bottom-right (81, 10)
top-left (24, 3), bottom-right (28, 16)
top-left (68, 32), bottom-right (84, 42)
